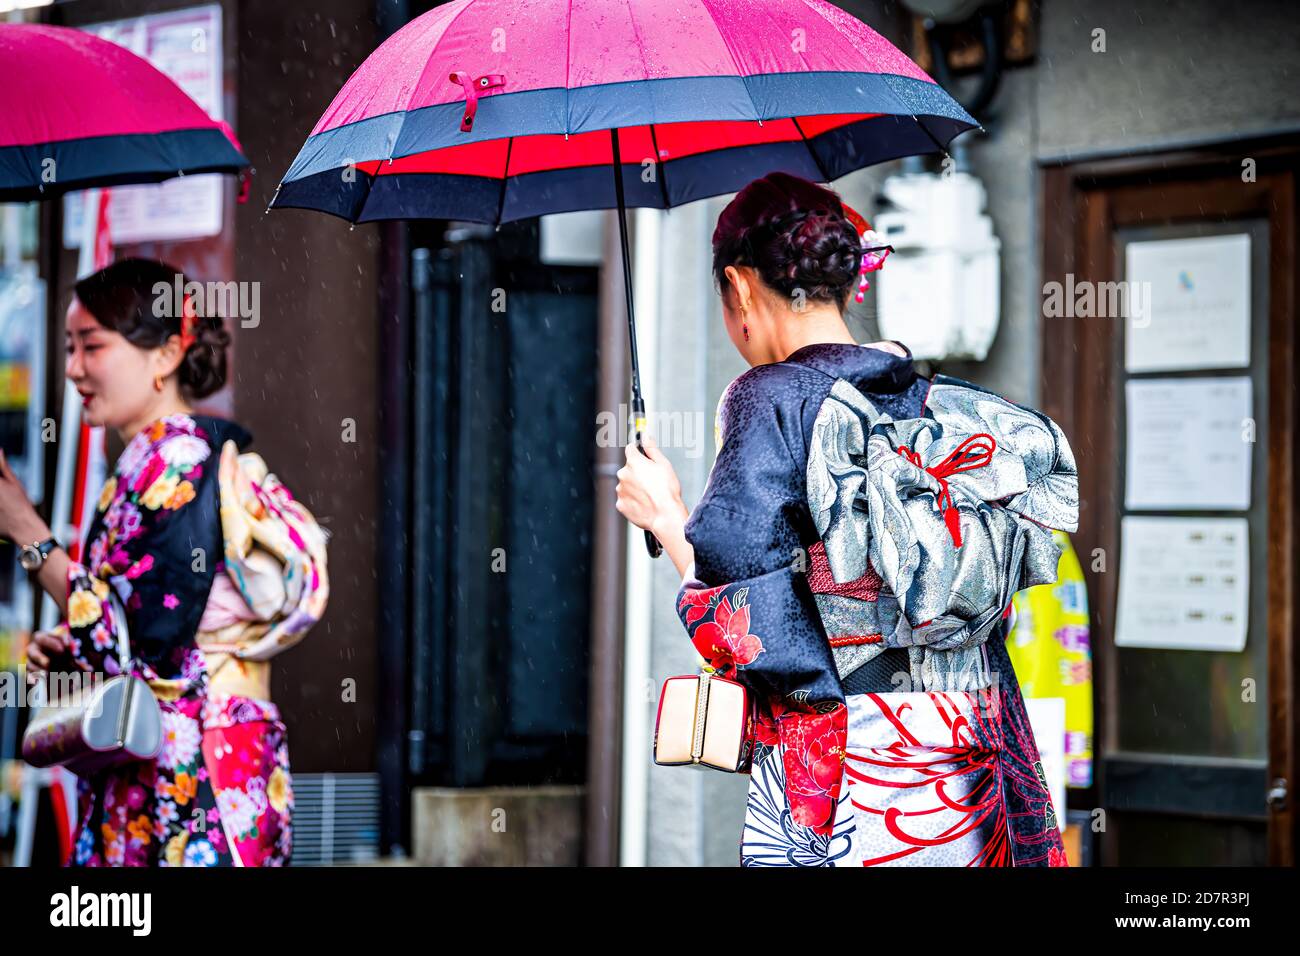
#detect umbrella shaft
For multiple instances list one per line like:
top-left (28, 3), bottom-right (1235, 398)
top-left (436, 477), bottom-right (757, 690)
top-left (611, 128), bottom-right (662, 559)
top-left (610, 128), bottom-right (646, 433)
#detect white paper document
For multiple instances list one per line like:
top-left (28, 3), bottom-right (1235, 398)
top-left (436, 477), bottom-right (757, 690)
top-left (1114, 516), bottom-right (1249, 652)
top-left (64, 5), bottom-right (226, 246)
top-left (1125, 376), bottom-right (1253, 510)
top-left (1125, 234), bottom-right (1251, 372)
top-left (1023, 697), bottom-right (1067, 833)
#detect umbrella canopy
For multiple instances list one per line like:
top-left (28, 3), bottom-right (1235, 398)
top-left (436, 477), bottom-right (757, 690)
top-left (272, 0), bottom-right (977, 557)
top-left (0, 23), bottom-right (248, 203)
top-left (270, 0), bottom-right (977, 223)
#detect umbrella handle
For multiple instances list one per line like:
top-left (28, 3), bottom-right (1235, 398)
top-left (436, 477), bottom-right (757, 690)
top-left (635, 433), bottom-right (664, 558)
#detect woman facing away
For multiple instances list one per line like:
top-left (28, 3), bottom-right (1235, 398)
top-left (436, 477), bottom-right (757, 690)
top-left (0, 257), bottom-right (328, 867)
top-left (616, 172), bottom-right (1077, 867)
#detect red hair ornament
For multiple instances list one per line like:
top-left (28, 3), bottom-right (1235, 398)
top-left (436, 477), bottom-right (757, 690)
top-left (179, 293), bottom-right (198, 351)
top-left (841, 202), bottom-right (892, 303)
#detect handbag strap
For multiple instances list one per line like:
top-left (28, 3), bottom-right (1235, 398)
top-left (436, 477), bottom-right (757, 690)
top-left (109, 585), bottom-right (133, 672)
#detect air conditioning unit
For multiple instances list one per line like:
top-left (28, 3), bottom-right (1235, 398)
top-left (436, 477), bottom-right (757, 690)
top-left (873, 170), bottom-right (1001, 362)
top-left (290, 772), bottom-right (381, 866)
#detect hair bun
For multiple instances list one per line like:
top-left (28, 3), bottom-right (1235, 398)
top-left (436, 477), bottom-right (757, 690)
top-left (714, 174), bottom-right (864, 307)
top-left (179, 314), bottom-right (231, 400)
top-left (768, 205), bottom-right (862, 302)
top-left (73, 258), bottom-right (234, 401)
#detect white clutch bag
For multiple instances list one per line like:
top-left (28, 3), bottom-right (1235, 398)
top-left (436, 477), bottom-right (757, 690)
top-left (653, 672), bottom-right (755, 773)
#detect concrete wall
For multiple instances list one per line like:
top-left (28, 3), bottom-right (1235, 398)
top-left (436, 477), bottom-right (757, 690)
top-left (637, 0), bottom-right (1300, 866)
top-left (234, 0), bottom-right (382, 773)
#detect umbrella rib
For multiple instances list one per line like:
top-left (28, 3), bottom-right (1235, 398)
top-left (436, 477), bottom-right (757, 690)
top-left (792, 116), bottom-right (832, 185)
top-left (798, 0), bottom-right (930, 122)
top-left (912, 113), bottom-right (952, 157)
top-left (393, 0), bottom-right (480, 162)
top-left (695, 0), bottom-right (762, 122)
top-left (647, 123), bottom-right (670, 210)
top-left (564, 0), bottom-right (574, 135)
top-left (796, 0), bottom-right (880, 75)
top-left (496, 135), bottom-right (515, 225)
top-left (355, 164), bottom-right (382, 224)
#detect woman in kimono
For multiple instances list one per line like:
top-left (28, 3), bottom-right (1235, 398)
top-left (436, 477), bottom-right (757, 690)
top-left (616, 172), bottom-right (1077, 867)
top-left (0, 257), bottom-right (325, 866)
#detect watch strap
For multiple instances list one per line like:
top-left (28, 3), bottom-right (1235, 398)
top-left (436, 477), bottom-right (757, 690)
top-left (20, 536), bottom-right (60, 570)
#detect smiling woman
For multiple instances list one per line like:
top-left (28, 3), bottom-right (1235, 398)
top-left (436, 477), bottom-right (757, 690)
top-left (0, 258), bottom-right (328, 867)
top-left (69, 258), bottom-right (232, 426)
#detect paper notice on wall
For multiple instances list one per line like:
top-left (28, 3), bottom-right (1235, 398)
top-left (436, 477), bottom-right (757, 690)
top-left (1125, 376), bottom-right (1253, 510)
top-left (1124, 234), bottom-right (1251, 373)
top-left (1023, 697), bottom-right (1067, 833)
top-left (64, 4), bottom-right (225, 247)
top-left (1114, 516), bottom-right (1249, 652)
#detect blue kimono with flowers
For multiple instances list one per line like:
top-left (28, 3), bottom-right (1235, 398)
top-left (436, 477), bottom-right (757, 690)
top-left (675, 342), bottom-right (1076, 867)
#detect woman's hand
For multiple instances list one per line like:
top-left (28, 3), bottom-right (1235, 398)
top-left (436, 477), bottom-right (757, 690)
top-left (613, 434), bottom-right (696, 574)
top-left (0, 448), bottom-right (46, 544)
top-left (615, 432), bottom-right (686, 534)
top-left (24, 627), bottom-right (83, 681)
top-left (0, 448), bottom-right (65, 614)
top-left (616, 432), bottom-right (695, 577)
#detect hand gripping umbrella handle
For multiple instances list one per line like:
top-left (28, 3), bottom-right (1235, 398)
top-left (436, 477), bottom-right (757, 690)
top-left (635, 431), bottom-right (664, 559)
top-left (615, 126), bottom-right (661, 562)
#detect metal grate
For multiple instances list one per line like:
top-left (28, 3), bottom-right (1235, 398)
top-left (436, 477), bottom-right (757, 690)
top-left (289, 773), bottom-right (381, 866)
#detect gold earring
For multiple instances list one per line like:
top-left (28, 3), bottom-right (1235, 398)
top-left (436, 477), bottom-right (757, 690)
top-left (153, 375), bottom-right (163, 392)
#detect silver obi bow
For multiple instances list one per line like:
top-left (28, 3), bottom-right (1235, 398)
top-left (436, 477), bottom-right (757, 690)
top-left (806, 375), bottom-right (1079, 693)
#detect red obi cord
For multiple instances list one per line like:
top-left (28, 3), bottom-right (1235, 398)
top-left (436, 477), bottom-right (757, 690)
top-left (896, 433), bottom-right (997, 548)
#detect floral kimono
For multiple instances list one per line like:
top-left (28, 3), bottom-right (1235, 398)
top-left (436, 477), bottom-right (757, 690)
top-left (675, 342), bottom-right (1076, 867)
top-left (51, 413), bottom-right (296, 867)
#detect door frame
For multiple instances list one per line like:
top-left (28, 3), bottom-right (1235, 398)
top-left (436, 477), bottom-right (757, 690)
top-left (1039, 133), bottom-right (1299, 865)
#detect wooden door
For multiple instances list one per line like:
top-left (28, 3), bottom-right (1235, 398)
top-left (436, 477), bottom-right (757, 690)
top-left (1041, 137), bottom-right (1298, 865)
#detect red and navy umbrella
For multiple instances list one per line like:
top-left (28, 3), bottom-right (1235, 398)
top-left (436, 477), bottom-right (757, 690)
top-left (0, 23), bottom-right (248, 203)
top-left (271, 0), bottom-right (977, 554)
top-left (271, 0), bottom-right (975, 223)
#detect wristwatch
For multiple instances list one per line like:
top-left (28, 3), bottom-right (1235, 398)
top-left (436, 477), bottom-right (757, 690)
top-left (17, 536), bottom-right (60, 573)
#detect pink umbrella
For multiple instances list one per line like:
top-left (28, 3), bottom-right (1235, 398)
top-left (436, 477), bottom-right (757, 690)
top-left (272, 0), bottom-right (974, 223)
top-left (0, 23), bottom-right (247, 202)
top-left (272, 0), bottom-right (976, 555)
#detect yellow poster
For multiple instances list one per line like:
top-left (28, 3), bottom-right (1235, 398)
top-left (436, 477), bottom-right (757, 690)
top-left (1008, 530), bottom-right (1093, 788)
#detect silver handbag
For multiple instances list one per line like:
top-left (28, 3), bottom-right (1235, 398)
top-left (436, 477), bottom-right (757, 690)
top-left (21, 589), bottom-right (163, 777)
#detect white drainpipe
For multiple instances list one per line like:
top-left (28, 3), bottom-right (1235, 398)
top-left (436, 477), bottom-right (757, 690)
top-left (618, 206), bottom-right (662, 867)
